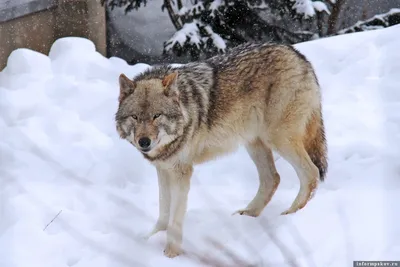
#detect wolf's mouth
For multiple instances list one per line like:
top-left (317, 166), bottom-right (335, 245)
top-left (140, 147), bottom-right (151, 153)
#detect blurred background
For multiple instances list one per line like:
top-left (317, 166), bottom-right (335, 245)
top-left (0, 0), bottom-right (399, 70)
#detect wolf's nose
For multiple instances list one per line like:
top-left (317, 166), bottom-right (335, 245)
top-left (138, 137), bottom-right (151, 149)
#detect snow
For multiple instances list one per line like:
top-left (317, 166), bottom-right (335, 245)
top-left (291, 0), bottom-right (330, 18)
top-left (4, 48), bottom-right (52, 75)
top-left (291, 0), bottom-right (315, 18)
top-left (164, 21), bottom-right (202, 51)
top-left (209, 0), bottom-right (222, 12)
top-left (1, 24), bottom-right (400, 267)
top-left (388, 8), bottom-right (400, 15)
top-left (312, 1), bottom-right (331, 15)
top-left (204, 26), bottom-right (227, 51)
top-left (164, 21), bottom-right (226, 53)
top-left (178, 6), bottom-right (189, 16)
top-left (184, 3), bottom-right (205, 16)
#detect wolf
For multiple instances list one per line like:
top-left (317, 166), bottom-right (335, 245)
top-left (115, 42), bottom-right (328, 258)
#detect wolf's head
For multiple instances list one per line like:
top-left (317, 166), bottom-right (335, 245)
top-left (115, 71), bottom-right (186, 157)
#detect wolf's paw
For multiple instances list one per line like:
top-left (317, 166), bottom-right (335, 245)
top-left (280, 201), bottom-right (306, 215)
top-left (280, 206), bottom-right (301, 215)
top-left (143, 223), bottom-right (168, 240)
top-left (281, 187), bottom-right (315, 215)
top-left (163, 243), bottom-right (181, 258)
top-left (232, 208), bottom-right (261, 217)
top-left (280, 209), bottom-right (295, 215)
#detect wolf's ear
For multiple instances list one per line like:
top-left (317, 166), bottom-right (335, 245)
top-left (162, 71), bottom-right (179, 97)
top-left (119, 73), bottom-right (136, 102)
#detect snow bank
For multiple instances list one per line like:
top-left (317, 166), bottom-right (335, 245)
top-left (1, 26), bottom-right (400, 267)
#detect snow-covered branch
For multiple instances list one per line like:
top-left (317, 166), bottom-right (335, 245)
top-left (164, 21), bottom-right (203, 53)
top-left (291, 0), bottom-right (330, 18)
top-left (337, 8), bottom-right (400, 35)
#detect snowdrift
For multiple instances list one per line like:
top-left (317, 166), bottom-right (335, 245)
top-left (1, 25), bottom-right (400, 267)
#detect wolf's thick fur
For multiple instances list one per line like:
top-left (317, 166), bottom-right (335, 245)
top-left (115, 42), bottom-right (328, 257)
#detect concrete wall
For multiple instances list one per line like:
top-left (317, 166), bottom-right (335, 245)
top-left (0, 0), bottom-right (106, 71)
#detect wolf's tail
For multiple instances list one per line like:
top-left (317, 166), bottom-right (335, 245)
top-left (303, 110), bottom-right (328, 181)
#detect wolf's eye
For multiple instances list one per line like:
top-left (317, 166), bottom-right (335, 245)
top-left (132, 115), bottom-right (138, 120)
top-left (153, 113), bottom-right (161, 120)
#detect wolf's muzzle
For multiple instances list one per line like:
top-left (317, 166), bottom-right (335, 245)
top-left (138, 137), bottom-right (152, 152)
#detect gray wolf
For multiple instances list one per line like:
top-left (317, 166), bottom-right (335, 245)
top-left (115, 42), bottom-right (328, 258)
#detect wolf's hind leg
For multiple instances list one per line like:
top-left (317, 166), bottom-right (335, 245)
top-left (275, 139), bottom-right (319, 215)
top-left (233, 138), bottom-right (280, 217)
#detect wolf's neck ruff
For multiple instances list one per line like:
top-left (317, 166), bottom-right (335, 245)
top-left (142, 118), bottom-right (193, 162)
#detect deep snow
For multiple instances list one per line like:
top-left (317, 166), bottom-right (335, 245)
top-left (1, 25), bottom-right (400, 267)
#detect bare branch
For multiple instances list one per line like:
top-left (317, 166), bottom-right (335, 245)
top-left (43, 210), bottom-right (63, 231)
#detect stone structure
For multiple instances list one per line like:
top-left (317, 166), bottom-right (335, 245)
top-left (0, 0), bottom-right (106, 70)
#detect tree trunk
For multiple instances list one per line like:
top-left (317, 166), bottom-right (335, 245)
top-left (327, 0), bottom-right (347, 35)
top-left (316, 12), bottom-right (324, 37)
top-left (164, 0), bottom-right (181, 30)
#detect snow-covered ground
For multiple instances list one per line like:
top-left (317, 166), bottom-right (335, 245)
top-left (1, 25), bottom-right (400, 267)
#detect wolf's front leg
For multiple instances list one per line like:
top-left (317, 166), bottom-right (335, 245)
top-left (164, 164), bottom-right (193, 258)
top-left (145, 167), bottom-right (171, 240)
